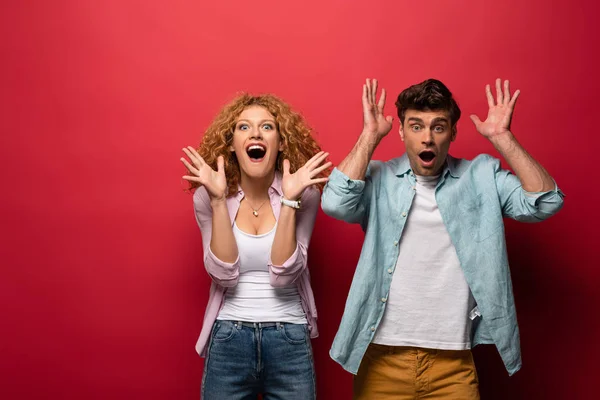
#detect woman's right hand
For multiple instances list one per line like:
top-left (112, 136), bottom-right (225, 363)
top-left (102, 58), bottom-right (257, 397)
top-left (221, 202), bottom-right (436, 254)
top-left (181, 146), bottom-right (227, 202)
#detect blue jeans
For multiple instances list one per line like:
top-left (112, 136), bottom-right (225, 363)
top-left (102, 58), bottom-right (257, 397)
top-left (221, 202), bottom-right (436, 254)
top-left (201, 320), bottom-right (316, 400)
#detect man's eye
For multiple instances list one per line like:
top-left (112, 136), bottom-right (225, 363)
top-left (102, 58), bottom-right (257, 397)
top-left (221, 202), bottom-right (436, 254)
top-left (411, 125), bottom-right (421, 131)
top-left (434, 126), bottom-right (445, 132)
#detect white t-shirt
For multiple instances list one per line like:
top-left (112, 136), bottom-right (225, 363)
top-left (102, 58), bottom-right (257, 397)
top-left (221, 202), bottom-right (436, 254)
top-left (216, 223), bottom-right (307, 324)
top-left (372, 173), bottom-right (476, 349)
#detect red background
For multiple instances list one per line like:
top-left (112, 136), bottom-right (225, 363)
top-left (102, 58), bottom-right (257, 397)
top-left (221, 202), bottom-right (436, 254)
top-left (1, 1), bottom-right (598, 399)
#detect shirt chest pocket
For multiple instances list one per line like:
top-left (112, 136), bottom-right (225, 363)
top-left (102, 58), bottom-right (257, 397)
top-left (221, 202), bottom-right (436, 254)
top-left (459, 194), bottom-right (504, 242)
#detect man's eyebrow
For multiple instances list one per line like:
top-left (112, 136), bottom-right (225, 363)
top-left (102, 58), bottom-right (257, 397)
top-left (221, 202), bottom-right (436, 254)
top-left (431, 117), bottom-right (449, 124)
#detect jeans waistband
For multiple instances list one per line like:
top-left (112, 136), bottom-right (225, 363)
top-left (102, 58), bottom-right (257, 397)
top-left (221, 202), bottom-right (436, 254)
top-left (233, 321), bottom-right (281, 329)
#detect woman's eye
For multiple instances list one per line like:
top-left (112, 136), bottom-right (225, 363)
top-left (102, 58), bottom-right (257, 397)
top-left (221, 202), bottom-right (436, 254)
top-left (238, 124), bottom-right (248, 131)
top-left (262, 124), bottom-right (273, 130)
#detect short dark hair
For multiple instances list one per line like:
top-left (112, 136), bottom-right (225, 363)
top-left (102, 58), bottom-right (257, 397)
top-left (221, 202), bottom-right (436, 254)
top-left (395, 79), bottom-right (461, 126)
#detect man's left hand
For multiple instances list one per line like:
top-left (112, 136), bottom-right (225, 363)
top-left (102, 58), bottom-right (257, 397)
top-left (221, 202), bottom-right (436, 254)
top-left (470, 78), bottom-right (520, 139)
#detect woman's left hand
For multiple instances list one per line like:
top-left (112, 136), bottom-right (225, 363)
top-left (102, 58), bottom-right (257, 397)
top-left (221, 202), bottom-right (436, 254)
top-left (281, 151), bottom-right (331, 201)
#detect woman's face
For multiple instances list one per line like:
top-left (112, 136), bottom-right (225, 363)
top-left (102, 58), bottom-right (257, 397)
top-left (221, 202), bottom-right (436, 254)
top-left (230, 105), bottom-right (283, 181)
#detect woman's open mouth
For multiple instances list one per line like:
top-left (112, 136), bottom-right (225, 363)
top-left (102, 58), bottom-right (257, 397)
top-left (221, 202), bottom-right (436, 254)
top-left (246, 144), bottom-right (267, 162)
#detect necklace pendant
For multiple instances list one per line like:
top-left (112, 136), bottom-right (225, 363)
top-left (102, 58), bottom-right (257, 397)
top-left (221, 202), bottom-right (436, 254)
top-left (253, 210), bottom-right (259, 217)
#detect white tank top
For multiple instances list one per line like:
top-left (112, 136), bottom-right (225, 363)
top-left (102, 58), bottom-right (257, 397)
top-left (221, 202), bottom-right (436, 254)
top-left (372, 173), bottom-right (475, 349)
top-left (216, 222), bottom-right (307, 324)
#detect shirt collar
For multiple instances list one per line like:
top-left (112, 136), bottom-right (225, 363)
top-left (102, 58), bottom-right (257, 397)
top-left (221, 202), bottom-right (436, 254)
top-left (233, 171), bottom-right (283, 201)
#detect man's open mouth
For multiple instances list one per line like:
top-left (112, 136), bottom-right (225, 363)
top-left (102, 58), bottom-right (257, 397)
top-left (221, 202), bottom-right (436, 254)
top-left (246, 144), bottom-right (267, 161)
top-left (418, 150), bottom-right (436, 163)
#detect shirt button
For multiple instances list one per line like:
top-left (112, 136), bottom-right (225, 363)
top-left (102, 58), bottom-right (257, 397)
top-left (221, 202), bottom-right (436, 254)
top-left (412, 186), bottom-right (416, 191)
top-left (370, 326), bottom-right (375, 332)
top-left (387, 268), bottom-right (393, 274)
top-left (381, 297), bottom-right (387, 303)
top-left (393, 241), bottom-right (398, 246)
top-left (401, 212), bottom-right (407, 217)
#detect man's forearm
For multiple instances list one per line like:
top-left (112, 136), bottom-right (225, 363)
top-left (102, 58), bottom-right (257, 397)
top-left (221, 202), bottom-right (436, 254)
top-left (490, 132), bottom-right (555, 192)
top-left (337, 131), bottom-right (381, 180)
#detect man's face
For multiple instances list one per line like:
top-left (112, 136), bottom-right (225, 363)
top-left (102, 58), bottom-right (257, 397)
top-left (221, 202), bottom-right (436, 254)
top-left (399, 109), bottom-right (456, 176)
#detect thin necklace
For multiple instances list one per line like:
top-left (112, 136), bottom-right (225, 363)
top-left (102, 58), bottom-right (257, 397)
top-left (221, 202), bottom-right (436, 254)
top-left (244, 197), bottom-right (268, 217)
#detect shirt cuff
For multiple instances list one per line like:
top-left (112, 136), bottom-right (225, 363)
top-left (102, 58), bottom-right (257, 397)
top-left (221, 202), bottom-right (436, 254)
top-left (206, 246), bottom-right (239, 269)
top-left (329, 168), bottom-right (366, 193)
top-left (523, 182), bottom-right (565, 213)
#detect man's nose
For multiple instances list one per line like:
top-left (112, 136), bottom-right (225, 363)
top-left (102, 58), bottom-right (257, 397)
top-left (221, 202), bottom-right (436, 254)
top-left (422, 129), bottom-right (434, 145)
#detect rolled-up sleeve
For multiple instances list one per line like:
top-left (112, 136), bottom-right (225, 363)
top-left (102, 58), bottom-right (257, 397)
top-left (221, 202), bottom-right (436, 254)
top-left (193, 188), bottom-right (240, 287)
top-left (494, 161), bottom-right (565, 222)
top-left (321, 167), bottom-right (370, 224)
top-left (268, 186), bottom-right (319, 287)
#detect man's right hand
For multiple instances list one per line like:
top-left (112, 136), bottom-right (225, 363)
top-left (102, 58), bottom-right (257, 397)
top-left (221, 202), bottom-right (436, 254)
top-left (333, 79), bottom-right (394, 181)
top-left (362, 78), bottom-right (393, 141)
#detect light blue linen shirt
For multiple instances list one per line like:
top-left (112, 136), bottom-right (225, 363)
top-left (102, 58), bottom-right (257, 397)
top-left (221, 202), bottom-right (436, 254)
top-left (321, 153), bottom-right (564, 376)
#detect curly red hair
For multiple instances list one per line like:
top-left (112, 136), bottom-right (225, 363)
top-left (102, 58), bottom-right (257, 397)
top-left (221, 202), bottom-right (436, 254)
top-left (190, 93), bottom-right (329, 196)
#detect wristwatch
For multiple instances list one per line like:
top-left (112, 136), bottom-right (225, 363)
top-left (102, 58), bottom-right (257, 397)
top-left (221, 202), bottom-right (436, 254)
top-left (280, 196), bottom-right (301, 209)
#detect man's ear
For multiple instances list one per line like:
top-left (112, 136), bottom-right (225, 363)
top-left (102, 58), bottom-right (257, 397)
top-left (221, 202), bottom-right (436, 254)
top-left (451, 126), bottom-right (457, 142)
top-left (399, 124), bottom-right (405, 141)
